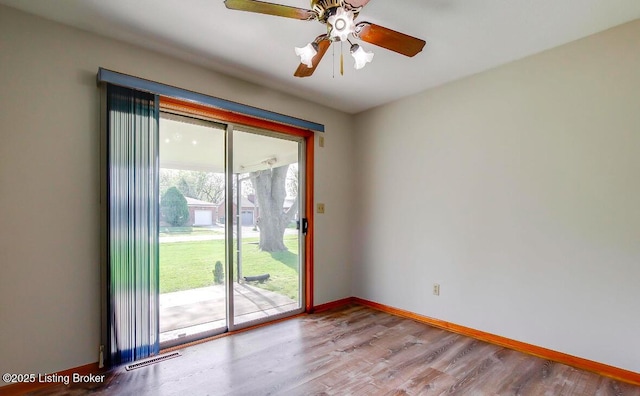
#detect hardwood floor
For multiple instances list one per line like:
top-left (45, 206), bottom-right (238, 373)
top-left (31, 305), bottom-right (640, 395)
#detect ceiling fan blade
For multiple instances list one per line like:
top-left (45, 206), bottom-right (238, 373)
top-left (344, 0), bottom-right (371, 7)
top-left (294, 37), bottom-right (331, 78)
top-left (224, 0), bottom-right (316, 20)
top-left (355, 22), bottom-right (426, 57)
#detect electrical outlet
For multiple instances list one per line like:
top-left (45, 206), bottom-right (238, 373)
top-left (433, 283), bottom-right (440, 296)
top-left (319, 136), bottom-right (325, 148)
top-left (317, 203), bottom-right (325, 214)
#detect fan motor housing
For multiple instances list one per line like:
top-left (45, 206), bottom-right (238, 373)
top-left (312, 0), bottom-right (344, 21)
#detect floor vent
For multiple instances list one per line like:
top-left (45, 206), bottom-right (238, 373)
top-left (125, 351), bottom-right (181, 371)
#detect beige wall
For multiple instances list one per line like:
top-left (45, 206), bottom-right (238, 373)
top-left (353, 20), bottom-right (640, 372)
top-left (0, 5), bottom-right (353, 380)
top-left (2, 1), bottom-right (639, 383)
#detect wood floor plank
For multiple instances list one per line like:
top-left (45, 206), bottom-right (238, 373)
top-left (27, 305), bottom-right (640, 395)
top-left (392, 367), bottom-right (458, 395)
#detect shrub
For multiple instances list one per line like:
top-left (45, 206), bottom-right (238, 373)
top-left (161, 187), bottom-right (189, 227)
top-left (213, 261), bottom-right (224, 284)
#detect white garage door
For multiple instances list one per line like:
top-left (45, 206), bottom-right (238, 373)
top-left (241, 210), bottom-right (254, 226)
top-left (194, 210), bottom-right (213, 226)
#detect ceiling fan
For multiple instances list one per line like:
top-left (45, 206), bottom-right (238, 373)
top-left (224, 0), bottom-right (426, 77)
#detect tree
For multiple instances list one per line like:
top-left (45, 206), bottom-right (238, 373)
top-left (160, 169), bottom-right (225, 204)
top-left (161, 187), bottom-right (189, 226)
top-left (250, 164), bottom-right (298, 252)
top-left (177, 178), bottom-right (193, 199)
top-left (188, 172), bottom-right (225, 204)
top-left (286, 164), bottom-right (298, 197)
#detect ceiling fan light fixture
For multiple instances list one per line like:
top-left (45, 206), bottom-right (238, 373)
top-left (327, 7), bottom-right (355, 42)
top-left (350, 43), bottom-right (374, 69)
top-left (224, 0), bottom-right (425, 78)
top-left (295, 42), bottom-right (319, 68)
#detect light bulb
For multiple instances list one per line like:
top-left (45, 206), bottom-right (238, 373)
top-left (295, 43), bottom-right (318, 68)
top-left (351, 44), bottom-right (374, 70)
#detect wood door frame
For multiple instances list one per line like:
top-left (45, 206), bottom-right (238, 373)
top-left (160, 97), bottom-right (315, 312)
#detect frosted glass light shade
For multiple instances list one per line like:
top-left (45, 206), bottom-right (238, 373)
top-left (295, 43), bottom-right (318, 68)
top-left (351, 44), bottom-right (374, 70)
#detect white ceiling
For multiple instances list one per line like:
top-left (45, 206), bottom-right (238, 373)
top-left (2, 0), bottom-right (640, 113)
top-left (160, 115), bottom-right (299, 173)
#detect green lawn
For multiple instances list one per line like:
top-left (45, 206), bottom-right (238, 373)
top-left (160, 235), bottom-right (299, 300)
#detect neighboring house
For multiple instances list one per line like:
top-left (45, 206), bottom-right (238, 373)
top-left (284, 196), bottom-right (299, 224)
top-left (216, 194), bottom-right (297, 226)
top-left (186, 197), bottom-right (217, 226)
top-left (283, 196), bottom-right (296, 212)
top-left (216, 196), bottom-right (258, 226)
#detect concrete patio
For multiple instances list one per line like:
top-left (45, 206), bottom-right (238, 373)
top-left (159, 283), bottom-right (298, 343)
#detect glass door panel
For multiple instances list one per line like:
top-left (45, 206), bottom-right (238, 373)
top-left (231, 128), bottom-right (305, 328)
top-left (157, 111), bottom-right (307, 345)
top-left (158, 113), bottom-right (227, 345)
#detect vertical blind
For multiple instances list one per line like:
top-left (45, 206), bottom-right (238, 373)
top-left (106, 84), bottom-right (160, 365)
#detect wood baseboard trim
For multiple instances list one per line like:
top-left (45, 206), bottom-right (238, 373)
top-left (312, 297), bottom-right (356, 313)
top-left (352, 297), bottom-right (640, 386)
top-left (4, 298), bottom-right (637, 393)
top-left (0, 362), bottom-right (102, 395)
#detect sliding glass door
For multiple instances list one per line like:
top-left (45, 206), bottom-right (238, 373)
top-left (158, 114), bottom-right (305, 345)
top-left (231, 128), bottom-right (305, 328)
top-left (158, 113), bottom-right (227, 345)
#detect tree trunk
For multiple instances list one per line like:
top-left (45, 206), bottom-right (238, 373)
top-left (251, 165), bottom-right (298, 252)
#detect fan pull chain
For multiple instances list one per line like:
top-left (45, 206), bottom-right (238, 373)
top-left (340, 41), bottom-right (344, 76)
top-left (332, 42), bottom-right (335, 78)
